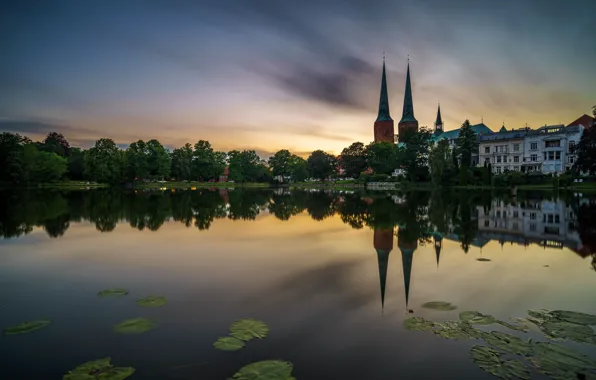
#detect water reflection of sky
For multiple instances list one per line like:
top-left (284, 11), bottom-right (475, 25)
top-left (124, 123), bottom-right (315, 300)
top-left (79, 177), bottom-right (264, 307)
top-left (1, 190), bottom-right (595, 379)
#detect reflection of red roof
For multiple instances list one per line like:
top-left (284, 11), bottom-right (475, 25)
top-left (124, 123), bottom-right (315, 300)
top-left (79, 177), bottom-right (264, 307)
top-left (567, 114), bottom-right (595, 128)
top-left (223, 166), bottom-right (229, 176)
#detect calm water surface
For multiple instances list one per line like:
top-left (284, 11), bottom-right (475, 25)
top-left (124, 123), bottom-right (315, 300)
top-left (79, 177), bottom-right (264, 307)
top-left (1, 188), bottom-right (595, 379)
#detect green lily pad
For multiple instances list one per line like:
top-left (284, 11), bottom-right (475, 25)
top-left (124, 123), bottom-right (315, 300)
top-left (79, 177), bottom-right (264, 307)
top-left (496, 320), bottom-right (530, 332)
top-left (3, 320), bottom-right (52, 335)
top-left (229, 360), bottom-right (294, 380)
top-left (113, 317), bottom-right (157, 334)
top-left (421, 301), bottom-right (457, 311)
top-left (63, 357), bottom-right (135, 380)
top-left (482, 331), bottom-right (533, 356)
top-left (551, 310), bottom-right (596, 326)
top-left (460, 311), bottom-right (496, 325)
top-left (540, 320), bottom-right (596, 343)
top-left (470, 345), bottom-right (530, 379)
top-left (435, 321), bottom-right (474, 340)
top-left (213, 336), bottom-right (245, 351)
top-left (403, 317), bottom-right (435, 332)
top-left (136, 296), bottom-right (167, 307)
top-left (530, 342), bottom-right (596, 379)
top-left (230, 319), bottom-right (269, 341)
top-left (97, 288), bottom-right (129, 297)
top-left (476, 258), bottom-right (491, 262)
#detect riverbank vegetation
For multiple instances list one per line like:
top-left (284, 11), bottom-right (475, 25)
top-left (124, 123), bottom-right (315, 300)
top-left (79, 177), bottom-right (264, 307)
top-left (2, 107), bottom-right (594, 189)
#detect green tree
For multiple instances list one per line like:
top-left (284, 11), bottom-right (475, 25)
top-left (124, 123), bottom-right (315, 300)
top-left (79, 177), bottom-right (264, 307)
top-left (192, 140), bottom-right (224, 180)
top-left (22, 144), bottom-right (67, 183)
top-left (365, 142), bottom-right (397, 175)
top-left (146, 139), bottom-right (171, 179)
top-left (429, 139), bottom-right (450, 185)
top-left (171, 143), bottom-right (193, 181)
top-left (0, 132), bottom-right (28, 183)
top-left (84, 138), bottom-right (123, 184)
top-left (289, 155), bottom-right (309, 182)
top-left (124, 140), bottom-right (149, 180)
top-left (455, 120), bottom-right (477, 169)
top-left (574, 107), bottom-right (596, 174)
top-left (307, 150), bottom-right (338, 181)
top-left (268, 149), bottom-right (293, 181)
top-left (67, 147), bottom-right (85, 180)
top-left (401, 128), bottom-right (432, 181)
top-left (228, 150), bottom-right (264, 183)
top-left (40, 132), bottom-right (71, 157)
top-left (340, 142), bottom-right (367, 178)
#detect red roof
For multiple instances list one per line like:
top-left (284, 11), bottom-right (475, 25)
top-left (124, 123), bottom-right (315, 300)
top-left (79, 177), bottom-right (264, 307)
top-left (566, 114), bottom-right (595, 128)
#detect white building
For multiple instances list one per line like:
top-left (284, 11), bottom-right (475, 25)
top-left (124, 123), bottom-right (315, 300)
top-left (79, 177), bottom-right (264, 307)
top-left (477, 124), bottom-right (584, 175)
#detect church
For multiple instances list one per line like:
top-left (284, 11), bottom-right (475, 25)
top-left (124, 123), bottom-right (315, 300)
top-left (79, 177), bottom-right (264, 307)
top-left (373, 58), bottom-right (494, 155)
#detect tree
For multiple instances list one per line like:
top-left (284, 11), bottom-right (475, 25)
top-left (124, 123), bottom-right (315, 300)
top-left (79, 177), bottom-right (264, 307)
top-left (307, 150), bottom-right (338, 181)
top-left (268, 149), bottom-right (293, 181)
top-left (41, 132), bottom-right (71, 157)
top-left (289, 155), bottom-right (309, 182)
top-left (340, 142), bottom-right (367, 178)
top-left (401, 128), bottom-right (432, 181)
top-left (365, 142), bottom-right (397, 175)
top-left (574, 107), bottom-right (596, 174)
top-left (455, 120), bottom-right (477, 169)
top-left (145, 139), bottom-right (171, 179)
top-left (84, 138), bottom-right (123, 184)
top-left (171, 143), bottom-right (193, 181)
top-left (429, 139), bottom-right (450, 185)
top-left (192, 140), bottom-right (224, 181)
top-left (22, 144), bottom-right (67, 183)
top-left (0, 132), bottom-right (28, 183)
top-left (67, 147), bottom-right (85, 180)
top-left (124, 140), bottom-right (149, 180)
top-left (228, 150), bottom-right (264, 183)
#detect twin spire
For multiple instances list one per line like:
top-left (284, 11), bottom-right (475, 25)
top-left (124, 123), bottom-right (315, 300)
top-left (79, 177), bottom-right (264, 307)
top-left (376, 57), bottom-right (418, 125)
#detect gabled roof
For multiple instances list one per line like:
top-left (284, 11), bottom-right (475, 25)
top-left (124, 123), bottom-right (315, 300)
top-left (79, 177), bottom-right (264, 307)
top-left (566, 114), bottom-right (594, 128)
top-left (429, 123), bottom-right (494, 142)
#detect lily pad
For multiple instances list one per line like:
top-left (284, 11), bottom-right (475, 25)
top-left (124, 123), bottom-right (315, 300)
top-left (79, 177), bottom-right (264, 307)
top-left (63, 357), bottom-right (135, 380)
top-left (496, 320), bottom-right (530, 332)
top-left (230, 319), bottom-right (269, 341)
top-left (530, 342), bottom-right (596, 379)
top-left (540, 320), bottom-right (596, 343)
top-left (3, 320), bottom-right (52, 335)
top-left (482, 331), bottom-right (533, 356)
top-left (435, 321), bottom-right (476, 340)
top-left (213, 336), bottom-right (245, 351)
top-left (477, 258), bottom-right (491, 262)
top-left (403, 317), bottom-right (435, 332)
top-left (421, 301), bottom-right (457, 311)
top-left (470, 345), bottom-right (530, 379)
top-left (97, 288), bottom-right (129, 297)
top-left (136, 296), bottom-right (167, 307)
top-left (460, 311), bottom-right (496, 325)
top-left (113, 317), bottom-right (157, 334)
top-left (230, 360), bottom-right (294, 380)
top-left (551, 310), bottom-right (596, 326)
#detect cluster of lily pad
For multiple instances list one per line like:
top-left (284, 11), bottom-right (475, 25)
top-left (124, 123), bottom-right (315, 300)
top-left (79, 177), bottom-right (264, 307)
top-left (213, 319), bottom-right (297, 379)
top-left (404, 304), bottom-right (596, 379)
top-left (62, 357), bottom-right (135, 380)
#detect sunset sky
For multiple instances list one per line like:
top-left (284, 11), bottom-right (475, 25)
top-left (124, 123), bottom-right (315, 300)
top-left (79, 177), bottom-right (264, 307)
top-left (1, 0), bottom-right (595, 157)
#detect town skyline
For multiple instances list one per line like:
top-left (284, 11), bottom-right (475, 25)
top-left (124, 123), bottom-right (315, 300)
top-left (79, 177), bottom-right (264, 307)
top-left (2, 0), bottom-right (595, 157)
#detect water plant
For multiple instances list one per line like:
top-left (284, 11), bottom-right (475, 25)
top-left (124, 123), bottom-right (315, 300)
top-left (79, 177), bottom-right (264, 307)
top-left (459, 311), bottom-right (496, 325)
top-left (136, 296), bottom-right (167, 307)
top-left (62, 357), bottom-right (135, 380)
top-left (230, 319), bottom-right (269, 341)
top-left (213, 336), bottom-right (245, 351)
top-left (229, 360), bottom-right (295, 380)
top-left (470, 346), bottom-right (530, 379)
top-left (97, 288), bottom-right (129, 297)
top-left (3, 320), bottom-right (52, 336)
top-left (421, 301), bottom-right (457, 311)
top-left (113, 317), bottom-right (157, 334)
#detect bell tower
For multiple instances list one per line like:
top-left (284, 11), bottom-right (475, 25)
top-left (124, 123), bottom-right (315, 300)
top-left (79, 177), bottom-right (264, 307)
top-left (373, 57), bottom-right (395, 143)
top-left (434, 103), bottom-right (443, 135)
top-left (397, 60), bottom-right (418, 143)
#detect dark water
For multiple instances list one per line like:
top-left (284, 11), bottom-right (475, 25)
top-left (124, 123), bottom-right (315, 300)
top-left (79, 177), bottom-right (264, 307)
top-left (1, 188), bottom-right (595, 379)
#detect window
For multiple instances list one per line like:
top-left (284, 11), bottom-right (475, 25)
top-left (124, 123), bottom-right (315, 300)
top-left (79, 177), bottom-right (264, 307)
top-left (514, 166), bottom-right (519, 171)
top-left (555, 151), bottom-right (561, 160)
top-left (496, 211), bottom-right (501, 218)
top-left (531, 154), bottom-right (537, 162)
top-left (548, 215), bottom-right (553, 223)
top-left (513, 144), bottom-right (520, 151)
top-left (484, 146), bottom-right (490, 154)
top-left (530, 212), bottom-right (537, 220)
top-left (484, 158), bottom-right (490, 165)
top-left (513, 211), bottom-right (519, 218)
top-left (494, 146), bottom-right (498, 153)
top-left (498, 156), bottom-right (503, 163)
top-left (555, 215), bottom-right (560, 223)
top-left (530, 223), bottom-right (537, 232)
top-left (499, 146), bottom-right (504, 153)
top-left (531, 142), bottom-right (538, 150)
top-left (496, 167), bottom-right (502, 174)
top-left (548, 151), bottom-right (555, 160)
top-left (569, 141), bottom-right (576, 153)
top-left (570, 156), bottom-right (574, 164)
top-left (484, 220), bottom-right (489, 227)
top-left (512, 222), bottom-right (519, 230)
top-left (514, 156), bottom-right (519, 163)
top-left (545, 140), bottom-right (561, 148)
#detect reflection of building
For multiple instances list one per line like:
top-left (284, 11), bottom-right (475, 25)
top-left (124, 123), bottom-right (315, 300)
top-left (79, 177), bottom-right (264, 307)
top-left (397, 226), bottom-right (417, 307)
top-left (374, 228), bottom-right (394, 310)
top-left (476, 199), bottom-right (582, 252)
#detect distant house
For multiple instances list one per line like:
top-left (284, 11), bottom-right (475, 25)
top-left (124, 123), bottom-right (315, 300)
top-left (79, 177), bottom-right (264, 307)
top-left (566, 114), bottom-right (595, 129)
top-left (219, 166), bottom-right (229, 182)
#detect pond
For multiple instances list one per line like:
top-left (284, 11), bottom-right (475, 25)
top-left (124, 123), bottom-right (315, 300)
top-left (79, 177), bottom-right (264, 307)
top-left (1, 188), bottom-right (596, 379)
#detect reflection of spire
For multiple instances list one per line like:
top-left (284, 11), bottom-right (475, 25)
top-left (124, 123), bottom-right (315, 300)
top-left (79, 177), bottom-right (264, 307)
top-left (374, 229), bottom-right (394, 312)
top-left (433, 233), bottom-right (443, 268)
top-left (400, 247), bottom-right (414, 307)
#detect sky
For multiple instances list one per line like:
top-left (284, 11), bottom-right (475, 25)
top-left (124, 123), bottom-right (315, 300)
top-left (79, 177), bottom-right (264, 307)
top-left (1, 0), bottom-right (595, 157)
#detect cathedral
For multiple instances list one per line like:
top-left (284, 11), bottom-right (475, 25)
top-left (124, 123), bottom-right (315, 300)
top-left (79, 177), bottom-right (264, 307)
top-left (373, 58), bottom-right (420, 144)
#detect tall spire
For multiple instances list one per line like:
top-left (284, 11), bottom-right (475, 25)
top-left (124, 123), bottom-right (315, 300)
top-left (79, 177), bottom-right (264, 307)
top-left (399, 61), bottom-right (417, 124)
top-left (376, 57), bottom-right (392, 122)
top-left (435, 104), bottom-right (443, 127)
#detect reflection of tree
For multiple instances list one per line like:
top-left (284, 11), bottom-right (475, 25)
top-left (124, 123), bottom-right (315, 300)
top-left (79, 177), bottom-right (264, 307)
top-left (451, 192), bottom-right (479, 253)
top-left (191, 190), bottom-right (227, 230)
top-left (125, 193), bottom-right (171, 231)
top-left (268, 192), bottom-right (307, 221)
top-left (227, 190), bottom-right (269, 221)
top-left (305, 192), bottom-right (336, 221)
top-left (337, 194), bottom-right (369, 229)
top-left (43, 214), bottom-right (70, 238)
